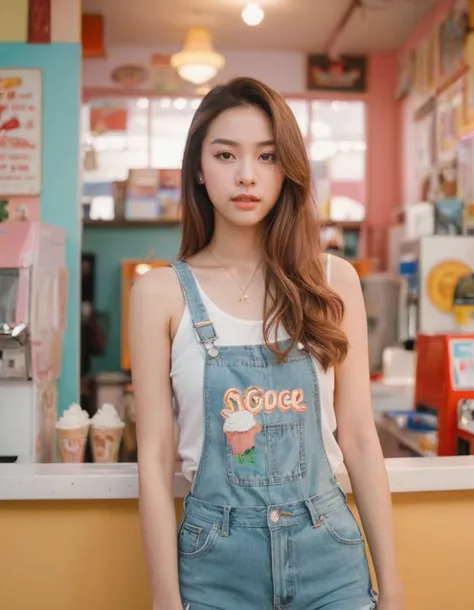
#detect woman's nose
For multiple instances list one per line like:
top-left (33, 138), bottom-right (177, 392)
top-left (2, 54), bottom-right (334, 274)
top-left (238, 175), bottom-right (256, 186)
top-left (236, 162), bottom-right (256, 187)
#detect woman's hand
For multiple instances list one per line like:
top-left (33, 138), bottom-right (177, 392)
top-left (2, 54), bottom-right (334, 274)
top-left (377, 586), bottom-right (405, 610)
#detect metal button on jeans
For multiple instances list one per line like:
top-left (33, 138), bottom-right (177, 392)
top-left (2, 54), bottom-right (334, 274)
top-left (270, 509), bottom-right (280, 523)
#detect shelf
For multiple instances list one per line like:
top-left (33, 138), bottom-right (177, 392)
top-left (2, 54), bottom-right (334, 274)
top-left (83, 218), bottom-right (180, 227)
top-left (83, 218), bottom-right (362, 230)
top-left (322, 220), bottom-right (362, 230)
top-left (375, 413), bottom-right (437, 458)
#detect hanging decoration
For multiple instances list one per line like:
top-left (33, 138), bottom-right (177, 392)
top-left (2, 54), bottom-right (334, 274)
top-left (171, 27), bottom-right (225, 86)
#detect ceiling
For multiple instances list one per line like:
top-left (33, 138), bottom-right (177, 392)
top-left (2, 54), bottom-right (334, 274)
top-left (82, 0), bottom-right (437, 54)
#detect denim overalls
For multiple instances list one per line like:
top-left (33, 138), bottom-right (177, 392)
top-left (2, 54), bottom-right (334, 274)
top-left (172, 260), bottom-right (377, 610)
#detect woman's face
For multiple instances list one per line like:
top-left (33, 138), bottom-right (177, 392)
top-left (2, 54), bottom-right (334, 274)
top-left (200, 105), bottom-right (285, 228)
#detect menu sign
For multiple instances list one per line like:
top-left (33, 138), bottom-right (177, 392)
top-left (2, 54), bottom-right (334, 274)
top-left (0, 69), bottom-right (42, 196)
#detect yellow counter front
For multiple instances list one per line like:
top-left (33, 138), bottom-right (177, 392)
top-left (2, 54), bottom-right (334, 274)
top-left (1, 460), bottom-right (473, 610)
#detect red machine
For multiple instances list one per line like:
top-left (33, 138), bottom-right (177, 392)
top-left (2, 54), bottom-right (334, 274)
top-left (414, 333), bottom-right (474, 456)
top-left (457, 427), bottom-right (474, 455)
top-left (457, 394), bottom-right (474, 455)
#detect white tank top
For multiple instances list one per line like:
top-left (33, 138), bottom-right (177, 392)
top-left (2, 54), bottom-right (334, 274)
top-left (171, 255), bottom-right (343, 482)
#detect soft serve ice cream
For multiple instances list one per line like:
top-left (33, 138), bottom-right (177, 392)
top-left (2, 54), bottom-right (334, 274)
top-left (91, 402), bottom-right (125, 429)
top-left (56, 403), bottom-right (90, 463)
top-left (90, 403), bottom-right (124, 463)
top-left (56, 403), bottom-right (90, 429)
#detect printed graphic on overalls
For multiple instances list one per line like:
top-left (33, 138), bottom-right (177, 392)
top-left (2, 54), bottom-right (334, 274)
top-left (221, 385), bottom-right (307, 465)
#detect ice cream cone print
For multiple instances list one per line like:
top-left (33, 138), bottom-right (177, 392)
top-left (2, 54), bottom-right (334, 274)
top-left (222, 410), bottom-right (262, 464)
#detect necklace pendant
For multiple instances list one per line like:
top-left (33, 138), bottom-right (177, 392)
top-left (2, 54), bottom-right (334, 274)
top-left (239, 294), bottom-right (250, 304)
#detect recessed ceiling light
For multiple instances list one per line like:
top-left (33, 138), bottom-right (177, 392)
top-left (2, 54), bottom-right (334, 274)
top-left (242, 3), bottom-right (265, 27)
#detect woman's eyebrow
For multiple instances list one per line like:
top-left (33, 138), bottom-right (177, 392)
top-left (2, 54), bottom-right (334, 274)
top-left (210, 137), bottom-right (275, 147)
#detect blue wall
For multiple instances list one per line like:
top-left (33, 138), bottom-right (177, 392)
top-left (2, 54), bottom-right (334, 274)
top-left (82, 225), bottom-right (181, 373)
top-left (1, 44), bottom-right (81, 413)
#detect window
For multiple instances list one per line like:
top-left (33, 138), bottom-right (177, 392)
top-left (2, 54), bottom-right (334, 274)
top-left (82, 99), bottom-right (149, 183)
top-left (150, 98), bottom-right (201, 168)
top-left (80, 96), bottom-right (367, 222)
top-left (286, 99), bottom-right (310, 140)
top-left (310, 101), bottom-right (366, 182)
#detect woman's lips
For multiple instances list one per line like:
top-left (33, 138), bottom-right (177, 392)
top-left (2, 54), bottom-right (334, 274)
top-left (232, 194), bottom-right (260, 209)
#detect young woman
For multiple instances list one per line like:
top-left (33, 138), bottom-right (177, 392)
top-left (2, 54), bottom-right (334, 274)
top-left (130, 77), bottom-right (403, 610)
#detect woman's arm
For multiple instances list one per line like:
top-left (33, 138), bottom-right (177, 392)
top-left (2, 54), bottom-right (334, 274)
top-left (330, 256), bottom-right (404, 606)
top-left (129, 268), bottom-right (183, 610)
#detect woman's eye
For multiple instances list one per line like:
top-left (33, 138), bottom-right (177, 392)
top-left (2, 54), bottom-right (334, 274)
top-left (260, 152), bottom-right (276, 162)
top-left (216, 152), bottom-right (234, 160)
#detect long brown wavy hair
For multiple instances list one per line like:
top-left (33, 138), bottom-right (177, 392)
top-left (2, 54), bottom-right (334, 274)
top-left (179, 77), bottom-right (348, 369)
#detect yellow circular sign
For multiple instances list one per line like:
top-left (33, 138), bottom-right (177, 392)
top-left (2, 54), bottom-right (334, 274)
top-left (426, 260), bottom-right (472, 312)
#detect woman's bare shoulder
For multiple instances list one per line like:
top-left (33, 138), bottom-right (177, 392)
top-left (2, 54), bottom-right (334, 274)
top-left (130, 265), bottom-right (185, 334)
top-left (325, 255), bottom-right (361, 300)
top-left (132, 265), bottom-right (180, 296)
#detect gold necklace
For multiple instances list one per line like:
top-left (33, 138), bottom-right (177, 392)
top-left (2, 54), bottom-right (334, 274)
top-left (209, 250), bottom-right (261, 304)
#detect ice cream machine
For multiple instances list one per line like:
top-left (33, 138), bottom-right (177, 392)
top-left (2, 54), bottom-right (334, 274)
top-left (0, 221), bottom-right (67, 463)
top-left (414, 332), bottom-right (474, 456)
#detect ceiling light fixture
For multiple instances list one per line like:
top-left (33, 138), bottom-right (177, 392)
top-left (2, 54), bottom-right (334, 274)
top-left (242, 3), bottom-right (265, 27)
top-left (171, 27), bottom-right (225, 85)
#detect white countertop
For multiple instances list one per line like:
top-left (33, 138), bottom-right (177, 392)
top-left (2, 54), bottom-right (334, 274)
top-left (1, 457), bottom-right (474, 501)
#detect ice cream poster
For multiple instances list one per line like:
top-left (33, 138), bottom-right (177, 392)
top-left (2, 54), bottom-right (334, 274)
top-left (0, 69), bottom-right (42, 196)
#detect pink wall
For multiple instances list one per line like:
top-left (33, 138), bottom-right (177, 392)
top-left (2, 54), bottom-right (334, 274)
top-left (365, 53), bottom-right (400, 266)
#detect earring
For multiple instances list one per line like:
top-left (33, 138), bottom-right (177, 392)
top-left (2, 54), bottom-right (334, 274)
top-left (197, 173), bottom-right (204, 184)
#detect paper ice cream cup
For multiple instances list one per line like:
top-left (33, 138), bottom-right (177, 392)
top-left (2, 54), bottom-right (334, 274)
top-left (56, 403), bottom-right (91, 463)
top-left (57, 425), bottom-right (90, 463)
top-left (90, 426), bottom-right (124, 463)
top-left (90, 402), bottom-right (124, 462)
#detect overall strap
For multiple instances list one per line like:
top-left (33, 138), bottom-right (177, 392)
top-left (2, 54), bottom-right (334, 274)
top-left (171, 259), bottom-right (219, 355)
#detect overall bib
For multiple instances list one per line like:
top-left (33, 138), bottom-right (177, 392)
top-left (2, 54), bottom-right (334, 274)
top-left (173, 260), bottom-right (377, 610)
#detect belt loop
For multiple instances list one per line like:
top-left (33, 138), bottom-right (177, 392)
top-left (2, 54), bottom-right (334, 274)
top-left (304, 498), bottom-right (320, 527)
top-left (221, 506), bottom-right (231, 537)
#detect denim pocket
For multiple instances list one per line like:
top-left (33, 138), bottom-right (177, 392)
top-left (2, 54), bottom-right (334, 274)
top-left (320, 503), bottom-right (364, 546)
top-left (225, 420), bottom-right (306, 487)
top-left (178, 513), bottom-right (220, 558)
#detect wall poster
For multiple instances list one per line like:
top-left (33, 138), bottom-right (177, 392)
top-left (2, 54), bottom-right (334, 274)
top-left (414, 98), bottom-right (436, 201)
top-left (436, 77), bottom-right (464, 164)
top-left (307, 55), bottom-right (367, 93)
top-left (438, 0), bottom-right (469, 87)
top-left (0, 68), bottom-right (42, 196)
